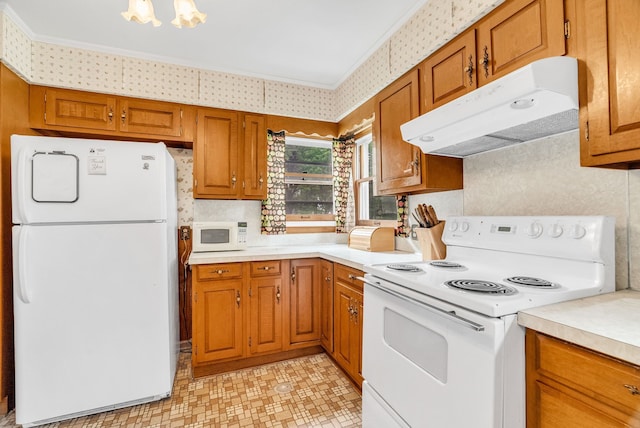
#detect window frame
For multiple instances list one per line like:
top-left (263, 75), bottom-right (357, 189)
top-left (353, 131), bottom-right (397, 228)
top-left (284, 135), bottom-right (336, 233)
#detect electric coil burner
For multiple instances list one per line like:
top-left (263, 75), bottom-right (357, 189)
top-left (429, 260), bottom-right (465, 269)
top-left (362, 216), bottom-right (616, 428)
top-left (504, 276), bottom-right (560, 289)
top-left (445, 279), bottom-right (517, 295)
top-left (386, 264), bottom-right (422, 272)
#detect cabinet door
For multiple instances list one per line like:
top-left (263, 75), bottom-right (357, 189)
top-left (578, 0), bottom-right (640, 166)
top-left (241, 114), bottom-right (267, 199)
top-left (40, 87), bottom-right (117, 131)
top-left (289, 259), bottom-right (321, 345)
top-left (476, 0), bottom-right (565, 86)
top-left (192, 278), bottom-right (244, 364)
top-left (374, 70), bottom-right (422, 194)
top-left (334, 283), bottom-right (360, 381)
top-left (526, 330), bottom-right (640, 427)
top-left (249, 277), bottom-right (283, 355)
top-left (319, 260), bottom-right (334, 353)
top-left (194, 108), bottom-right (239, 198)
top-left (119, 98), bottom-right (183, 138)
top-left (421, 30), bottom-right (477, 114)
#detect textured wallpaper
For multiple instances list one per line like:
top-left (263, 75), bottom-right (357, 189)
top-left (0, 0), bottom-right (503, 122)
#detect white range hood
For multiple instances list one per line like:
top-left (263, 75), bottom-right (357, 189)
top-left (400, 56), bottom-right (578, 157)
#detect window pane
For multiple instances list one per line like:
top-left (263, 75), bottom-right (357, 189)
top-left (285, 145), bottom-right (332, 175)
top-left (285, 183), bottom-right (333, 214)
top-left (358, 181), bottom-right (397, 220)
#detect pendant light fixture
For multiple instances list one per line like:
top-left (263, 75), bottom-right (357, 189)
top-left (172, 0), bottom-right (207, 28)
top-left (121, 0), bottom-right (162, 27)
top-left (121, 0), bottom-right (206, 28)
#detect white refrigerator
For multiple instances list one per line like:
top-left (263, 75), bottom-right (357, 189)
top-left (11, 135), bottom-right (179, 427)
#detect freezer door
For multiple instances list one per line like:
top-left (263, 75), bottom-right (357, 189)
top-left (11, 135), bottom-right (170, 224)
top-left (13, 223), bottom-right (177, 426)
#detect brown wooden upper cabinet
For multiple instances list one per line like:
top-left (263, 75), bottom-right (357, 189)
top-left (29, 86), bottom-right (194, 144)
top-left (420, 30), bottom-right (478, 114)
top-left (194, 108), bottom-right (267, 200)
top-left (475, 0), bottom-right (566, 86)
top-left (374, 70), bottom-right (463, 195)
top-left (577, 0), bottom-right (640, 167)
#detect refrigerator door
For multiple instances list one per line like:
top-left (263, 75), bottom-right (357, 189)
top-left (13, 222), bottom-right (176, 426)
top-left (11, 135), bottom-right (169, 224)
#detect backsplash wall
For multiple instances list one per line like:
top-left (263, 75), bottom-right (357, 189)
top-left (409, 130), bottom-right (636, 291)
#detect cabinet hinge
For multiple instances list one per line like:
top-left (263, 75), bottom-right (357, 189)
top-left (248, 337), bottom-right (252, 347)
top-left (564, 20), bottom-right (570, 39)
top-left (195, 344), bottom-right (198, 355)
top-left (248, 287), bottom-right (252, 297)
top-left (585, 121), bottom-right (590, 142)
top-left (243, 120), bottom-right (246, 129)
top-left (180, 109), bottom-right (183, 119)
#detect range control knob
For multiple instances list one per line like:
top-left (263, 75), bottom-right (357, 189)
top-left (526, 222), bottom-right (543, 238)
top-left (448, 221), bottom-right (459, 232)
top-left (568, 224), bottom-right (587, 239)
top-left (460, 222), bottom-right (470, 232)
top-left (548, 224), bottom-right (564, 238)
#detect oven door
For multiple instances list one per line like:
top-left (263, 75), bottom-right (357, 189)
top-left (362, 276), bottom-right (507, 428)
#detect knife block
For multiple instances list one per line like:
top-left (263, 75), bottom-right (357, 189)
top-left (415, 221), bottom-right (446, 261)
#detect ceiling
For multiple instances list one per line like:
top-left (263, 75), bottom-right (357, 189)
top-left (1, 0), bottom-right (431, 89)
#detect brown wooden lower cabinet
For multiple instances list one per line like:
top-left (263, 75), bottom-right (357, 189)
top-left (332, 264), bottom-right (364, 387)
top-left (319, 260), bottom-right (334, 353)
top-left (526, 330), bottom-right (640, 427)
top-left (191, 259), bottom-right (324, 377)
top-left (289, 259), bottom-right (322, 346)
top-left (191, 259), bottom-right (364, 385)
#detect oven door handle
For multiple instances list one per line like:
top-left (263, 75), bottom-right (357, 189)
top-left (358, 277), bottom-right (486, 332)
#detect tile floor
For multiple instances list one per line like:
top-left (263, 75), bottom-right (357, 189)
top-left (0, 351), bottom-right (362, 427)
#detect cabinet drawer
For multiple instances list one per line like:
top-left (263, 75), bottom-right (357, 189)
top-left (195, 263), bottom-right (243, 281)
top-left (536, 334), bottom-right (640, 412)
top-left (250, 260), bottom-right (282, 277)
top-left (334, 264), bottom-right (363, 291)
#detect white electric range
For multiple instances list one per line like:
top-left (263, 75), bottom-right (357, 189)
top-left (361, 216), bottom-right (615, 428)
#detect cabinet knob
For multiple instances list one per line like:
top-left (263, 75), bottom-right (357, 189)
top-left (236, 290), bottom-right (241, 307)
top-left (259, 266), bottom-right (271, 271)
top-left (231, 173), bottom-right (237, 188)
top-left (259, 174), bottom-right (264, 188)
top-left (276, 286), bottom-right (281, 303)
top-left (121, 109), bottom-right (126, 124)
top-left (213, 269), bottom-right (229, 275)
top-left (108, 107), bottom-right (114, 122)
top-left (624, 384), bottom-right (640, 395)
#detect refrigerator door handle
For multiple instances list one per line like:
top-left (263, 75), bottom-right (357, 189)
top-left (16, 227), bottom-right (32, 304)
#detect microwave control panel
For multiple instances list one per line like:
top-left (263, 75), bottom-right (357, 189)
top-left (237, 222), bottom-right (247, 244)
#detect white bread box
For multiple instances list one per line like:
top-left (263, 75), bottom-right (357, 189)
top-left (348, 226), bottom-right (395, 252)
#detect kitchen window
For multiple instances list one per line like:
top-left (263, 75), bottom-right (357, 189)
top-left (285, 137), bottom-right (335, 233)
top-left (354, 133), bottom-right (396, 226)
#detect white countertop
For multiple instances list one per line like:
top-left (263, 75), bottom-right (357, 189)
top-left (188, 244), bottom-right (423, 271)
top-left (518, 289), bottom-right (640, 366)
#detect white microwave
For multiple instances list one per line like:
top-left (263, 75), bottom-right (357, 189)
top-left (192, 221), bottom-right (248, 252)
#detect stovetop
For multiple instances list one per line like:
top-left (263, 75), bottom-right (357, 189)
top-left (365, 216), bottom-right (616, 318)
